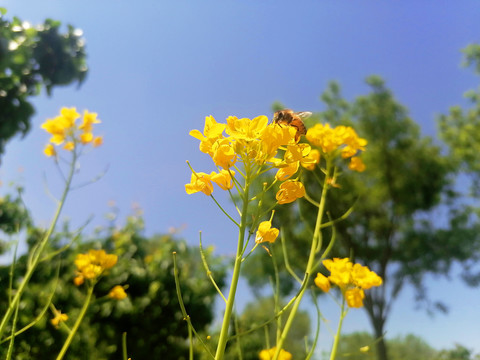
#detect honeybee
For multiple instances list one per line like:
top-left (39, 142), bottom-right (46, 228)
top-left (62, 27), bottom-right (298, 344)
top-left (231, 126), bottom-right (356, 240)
top-left (273, 109), bottom-right (312, 141)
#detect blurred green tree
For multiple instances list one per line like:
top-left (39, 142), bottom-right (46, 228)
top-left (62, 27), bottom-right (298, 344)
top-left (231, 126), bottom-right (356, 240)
top-left (437, 43), bottom-right (480, 287)
top-left (0, 7), bottom-right (87, 158)
top-left (0, 212), bottom-right (227, 360)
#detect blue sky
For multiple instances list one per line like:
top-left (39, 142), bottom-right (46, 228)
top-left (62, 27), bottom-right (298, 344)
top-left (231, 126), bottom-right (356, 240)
top-left (1, 1), bottom-right (480, 355)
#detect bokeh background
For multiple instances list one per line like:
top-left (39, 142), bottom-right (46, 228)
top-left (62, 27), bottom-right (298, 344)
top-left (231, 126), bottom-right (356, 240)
top-left (1, 1), bottom-right (479, 356)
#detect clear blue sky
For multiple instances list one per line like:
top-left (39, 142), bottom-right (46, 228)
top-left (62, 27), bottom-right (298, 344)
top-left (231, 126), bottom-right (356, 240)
top-left (1, 1), bottom-right (480, 355)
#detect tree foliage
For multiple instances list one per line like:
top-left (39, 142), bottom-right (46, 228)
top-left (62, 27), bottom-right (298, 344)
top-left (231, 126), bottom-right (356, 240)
top-left (437, 43), bottom-right (480, 287)
top-left (335, 332), bottom-right (480, 360)
top-left (0, 213), bottom-right (227, 360)
top-left (0, 10), bottom-right (87, 157)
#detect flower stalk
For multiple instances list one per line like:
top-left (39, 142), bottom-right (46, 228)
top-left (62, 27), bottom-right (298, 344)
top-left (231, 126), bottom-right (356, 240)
top-left (272, 159), bottom-right (332, 360)
top-left (214, 181), bottom-right (250, 359)
top-left (0, 150), bottom-right (77, 339)
top-left (56, 283), bottom-right (95, 360)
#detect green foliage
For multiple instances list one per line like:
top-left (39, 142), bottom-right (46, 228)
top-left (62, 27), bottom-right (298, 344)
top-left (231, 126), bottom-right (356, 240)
top-left (437, 43), bottom-right (480, 287)
top-left (0, 214), bottom-right (227, 359)
top-left (335, 332), bottom-right (437, 360)
top-left (0, 188), bottom-right (31, 255)
top-left (0, 10), bottom-right (87, 156)
top-left (439, 43), bottom-right (480, 195)
top-left (222, 297), bottom-right (310, 360)
top-left (434, 344), bottom-right (480, 360)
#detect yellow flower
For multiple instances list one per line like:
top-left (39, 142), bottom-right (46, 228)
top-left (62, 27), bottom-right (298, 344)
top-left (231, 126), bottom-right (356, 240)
top-left (74, 249), bottom-right (118, 283)
top-left (255, 221), bottom-right (279, 244)
top-left (44, 144), bottom-right (56, 157)
top-left (323, 258), bottom-right (353, 289)
top-left (348, 156), bottom-right (366, 172)
top-left (283, 144), bottom-right (311, 163)
top-left (276, 180), bottom-right (305, 204)
top-left (351, 263), bottom-right (383, 289)
top-left (306, 123), bottom-right (367, 161)
top-left (211, 169), bottom-right (235, 190)
top-left (314, 273), bottom-right (331, 292)
top-left (259, 347), bottom-right (292, 360)
top-left (80, 132), bottom-right (94, 144)
top-left (78, 110), bottom-right (101, 132)
top-left (275, 162), bottom-right (299, 181)
top-left (63, 141), bottom-right (75, 151)
top-left (108, 285), bottom-right (127, 300)
top-left (185, 171), bottom-right (214, 196)
top-left (93, 136), bottom-right (103, 147)
top-left (306, 123), bottom-right (343, 154)
top-left (189, 115), bottom-right (226, 155)
top-left (41, 107), bottom-right (103, 156)
top-left (345, 288), bottom-right (365, 308)
top-left (261, 123), bottom-right (297, 159)
top-left (225, 115), bottom-right (268, 141)
top-left (51, 310), bottom-right (68, 328)
top-left (301, 148), bottom-right (320, 170)
top-left (212, 138), bottom-right (237, 169)
top-left (321, 258), bottom-right (382, 308)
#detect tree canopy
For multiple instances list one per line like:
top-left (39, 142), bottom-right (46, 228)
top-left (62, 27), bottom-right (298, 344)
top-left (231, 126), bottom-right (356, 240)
top-left (0, 9), bottom-right (87, 157)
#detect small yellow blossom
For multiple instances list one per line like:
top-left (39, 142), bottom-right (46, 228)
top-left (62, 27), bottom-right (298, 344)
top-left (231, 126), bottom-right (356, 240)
top-left (349, 156), bottom-right (366, 172)
top-left (108, 285), bottom-right (127, 300)
top-left (74, 249), bottom-right (118, 285)
top-left (212, 138), bottom-right (237, 169)
top-left (186, 169), bottom-right (236, 195)
top-left (314, 273), bottom-right (331, 292)
top-left (189, 115), bottom-right (226, 155)
top-left (323, 258), bottom-right (353, 289)
top-left (63, 141), bottom-right (75, 151)
top-left (301, 148), bottom-right (320, 170)
top-left (211, 169), bottom-right (235, 190)
top-left (276, 180), bottom-right (305, 204)
top-left (78, 111), bottom-right (101, 132)
top-left (93, 136), bottom-right (103, 147)
top-left (351, 263), bottom-right (383, 289)
top-left (44, 144), bottom-right (56, 157)
top-left (255, 221), bottom-right (279, 244)
top-left (80, 132), bottom-right (94, 144)
top-left (185, 171), bottom-right (214, 196)
top-left (275, 162), bottom-right (299, 181)
top-left (360, 346), bottom-right (370, 353)
top-left (345, 288), bottom-right (365, 308)
top-left (51, 310), bottom-right (68, 328)
top-left (259, 347), bottom-right (292, 360)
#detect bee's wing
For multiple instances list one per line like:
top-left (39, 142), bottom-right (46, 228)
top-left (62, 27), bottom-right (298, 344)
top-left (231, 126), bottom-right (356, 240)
top-left (296, 111), bottom-right (313, 119)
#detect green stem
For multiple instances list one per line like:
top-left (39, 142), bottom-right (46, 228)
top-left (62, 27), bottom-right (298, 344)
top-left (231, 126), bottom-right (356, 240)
top-left (56, 283), bottom-right (94, 360)
top-left (329, 299), bottom-right (347, 360)
top-left (214, 181), bottom-right (250, 360)
top-left (0, 151), bottom-right (77, 340)
top-left (272, 160), bottom-right (332, 360)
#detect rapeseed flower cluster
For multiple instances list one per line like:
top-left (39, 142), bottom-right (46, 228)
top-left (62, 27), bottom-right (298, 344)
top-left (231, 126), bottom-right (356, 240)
top-left (73, 249), bottom-right (118, 286)
top-left (306, 123), bottom-right (367, 172)
top-left (41, 107), bottom-right (103, 157)
top-left (314, 258), bottom-right (382, 308)
top-left (259, 347), bottom-right (292, 360)
top-left (186, 115), bottom-right (317, 204)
